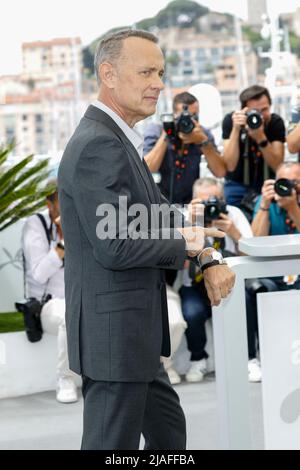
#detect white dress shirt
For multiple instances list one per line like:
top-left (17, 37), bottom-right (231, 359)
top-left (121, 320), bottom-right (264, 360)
top-left (92, 100), bottom-right (144, 160)
top-left (22, 209), bottom-right (65, 300)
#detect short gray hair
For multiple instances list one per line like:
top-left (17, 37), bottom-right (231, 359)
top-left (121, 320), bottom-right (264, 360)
top-left (94, 29), bottom-right (159, 86)
top-left (192, 177), bottom-right (224, 199)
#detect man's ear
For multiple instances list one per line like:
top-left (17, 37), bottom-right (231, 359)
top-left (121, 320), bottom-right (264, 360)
top-left (99, 62), bottom-right (116, 89)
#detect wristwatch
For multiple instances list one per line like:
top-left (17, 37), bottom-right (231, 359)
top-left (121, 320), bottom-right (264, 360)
top-left (197, 250), bottom-right (227, 272)
top-left (258, 138), bottom-right (269, 149)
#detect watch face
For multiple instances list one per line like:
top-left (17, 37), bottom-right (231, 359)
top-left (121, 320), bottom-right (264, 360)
top-left (211, 251), bottom-right (223, 261)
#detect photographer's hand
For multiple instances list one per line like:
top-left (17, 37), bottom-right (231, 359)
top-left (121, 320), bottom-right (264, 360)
top-left (232, 107), bottom-right (248, 130)
top-left (54, 216), bottom-right (64, 240)
top-left (275, 189), bottom-right (298, 212)
top-left (178, 120), bottom-right (207, 145)
top-left (212, 213), bottom-right (241, 242)
top-left (261, 179), bottom-right (276, 209)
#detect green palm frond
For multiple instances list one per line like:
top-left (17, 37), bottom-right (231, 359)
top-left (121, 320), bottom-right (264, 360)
top-left (0, 144), bottom-right (55, 232)
top-left (0, 155), bottom-right (34, 193)
top-left (1, 159), bottom-right (50, 199)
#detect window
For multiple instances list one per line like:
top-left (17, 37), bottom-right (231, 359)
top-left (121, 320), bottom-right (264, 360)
top-left (22, 115), bottom-right (28, 121)
top-left (35, 114), bottom-right (43, 123)
top-left (183, 49), bottom-right (191, 58)
top-left (196, 48), bottom-right (206, 58)
top-left (223, 46), bottom-right (236, 56)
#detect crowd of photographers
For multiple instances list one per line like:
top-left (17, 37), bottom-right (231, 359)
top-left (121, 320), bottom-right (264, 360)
top-left (18, 84), bottom-right (300, 401)
top-left (143, 84), bottom-right (300, 385)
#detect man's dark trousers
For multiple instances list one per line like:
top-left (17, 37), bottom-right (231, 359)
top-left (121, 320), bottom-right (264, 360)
top-left (81, 363), bottom-right (186, 450)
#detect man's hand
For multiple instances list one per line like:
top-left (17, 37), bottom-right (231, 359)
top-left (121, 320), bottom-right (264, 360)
top-left (203, 262), bottom-right (236, 306)
top-left (177, 226), bottom-right (225, 258)
top-left (54, 216), bottom-right (63, 240)
top-left (212, 213), bottom-right (241, 242)
top-left (275, 188), bottom-right (299, 212)
top-left (261, 179), bottom-right (276, 209)
top-left (178, 120), bottom-right (208, 145)
top-left (232, 107), bottom-right (248, 130)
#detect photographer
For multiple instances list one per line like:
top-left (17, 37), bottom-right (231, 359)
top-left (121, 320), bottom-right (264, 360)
top-left (252, 162), bottom-right (300, 236)
top-left (179, 177), bottom-right (252, 383)
top-left (247, 162), bottom-right (300, 381)
top-left (222, 85), bottom-right (285, 214)
top-left (143, 91), bottom-right (226, 206)
top-left (22, 180), bottom-right (78, 403)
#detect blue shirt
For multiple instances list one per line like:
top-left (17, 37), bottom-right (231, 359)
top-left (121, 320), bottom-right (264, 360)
top-left (254, 196), bottom-right (299, 235)
top-left (143, 122), bottom-right (216, 205)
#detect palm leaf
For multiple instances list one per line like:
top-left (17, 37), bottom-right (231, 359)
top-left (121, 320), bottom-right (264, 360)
top-left (0, 144), bottom-right (54, 231)
top-left (0, 171), bottom-right (51, 212)
top-left (0, 155), bottom-right (34, 193)
top-left (1, 158), bottom-right (50, 198)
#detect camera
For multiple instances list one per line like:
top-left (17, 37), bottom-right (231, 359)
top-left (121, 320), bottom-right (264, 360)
top-left (274, 178), bottom-right (297, 197)
top-left (246, 109), bottom-right (263, 130)
top-left (15, 294), bottom-right (51, 342)
top-left (176, 105), bottom-right (195, 134)
top-left (161, 105), bottom-right (195, 141)
top-left (203, 196), bottom-right (227, 224)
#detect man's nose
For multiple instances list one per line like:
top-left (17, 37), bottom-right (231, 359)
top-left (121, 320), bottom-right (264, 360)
top-left (152, 75), bottom-right (165, 91)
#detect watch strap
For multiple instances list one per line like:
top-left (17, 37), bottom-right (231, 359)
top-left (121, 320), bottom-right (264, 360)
top-left (201, 259), bottom-right (227, 272)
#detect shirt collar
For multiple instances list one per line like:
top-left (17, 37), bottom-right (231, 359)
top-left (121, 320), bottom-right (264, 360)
top-left (92, 100), bottom-right (144, 160)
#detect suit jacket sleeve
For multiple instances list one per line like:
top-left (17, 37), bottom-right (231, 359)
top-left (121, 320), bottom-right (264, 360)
top-left (72, 136), bottom-right (186, 271)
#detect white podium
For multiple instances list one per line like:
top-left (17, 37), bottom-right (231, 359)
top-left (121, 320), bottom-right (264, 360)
top-left (258, 290), bottom-right (300, 450)
top-left (212, 234), bottom-right (300, 450)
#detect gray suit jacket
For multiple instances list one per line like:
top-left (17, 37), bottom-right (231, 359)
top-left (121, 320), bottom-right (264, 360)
top-left (58, 105), bottom-right (186, 382)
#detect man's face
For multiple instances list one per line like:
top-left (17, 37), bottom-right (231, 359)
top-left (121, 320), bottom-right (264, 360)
top-left (195, 184), bottom-right (223, 202)
top-left (174, 102), bottom-right (199, 120)
top-left (246, 95), bottom-right (271, 123)
top-left (111, 37), bottom-right (165, 123)
top-left (47, 195), bottom-right (60, 221)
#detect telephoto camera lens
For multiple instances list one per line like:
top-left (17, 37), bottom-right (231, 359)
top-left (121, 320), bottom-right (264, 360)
top-left (274, 178), bottom-right (295, 197)
top-left (176, 105), bottom-right (195, 134)
top-left (246, 109), bottom-right (263, 130)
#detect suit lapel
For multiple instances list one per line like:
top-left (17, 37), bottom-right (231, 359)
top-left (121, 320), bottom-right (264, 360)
top-left (84, 106), bottom-right (157, 204)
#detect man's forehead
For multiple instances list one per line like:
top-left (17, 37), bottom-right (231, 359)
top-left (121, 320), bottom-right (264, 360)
top-left (278, 165), bottom-right (300, 178)
top-left (122, 37), bottom-right (163, 57)
top-left (248, 96), bottom-right (269, 106)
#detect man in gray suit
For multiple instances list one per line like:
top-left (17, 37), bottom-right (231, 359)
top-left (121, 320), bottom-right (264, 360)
top-left (58, 29), bottom-right (235, 450)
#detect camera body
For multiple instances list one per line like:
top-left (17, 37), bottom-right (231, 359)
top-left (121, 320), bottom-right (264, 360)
top-left (162, 104), bottom-right (195, 141)
top-left (246, 109), bottom-right (263, 130)
top-left (274, 178), bottom-right (297, 197)
top-left (15, 294), bottom-right (51, 342)
top-left (203, 196), bottom-right (228, 224)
